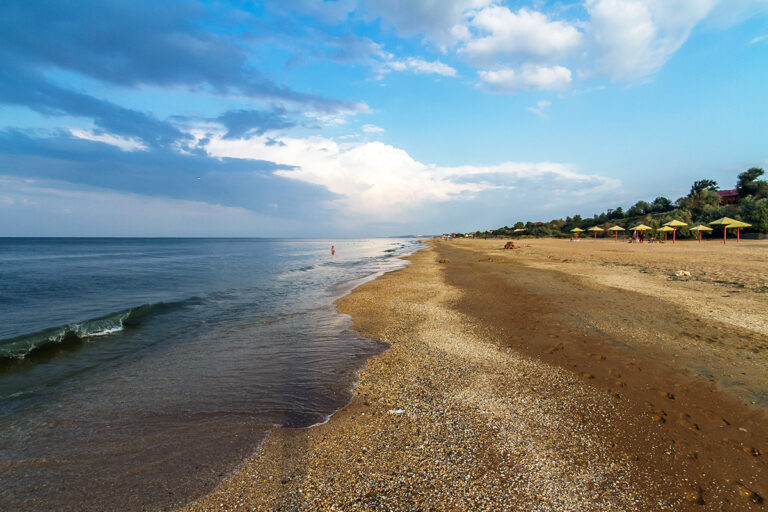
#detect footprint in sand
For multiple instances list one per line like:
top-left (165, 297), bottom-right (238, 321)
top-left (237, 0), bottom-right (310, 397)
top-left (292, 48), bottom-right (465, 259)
top-left (544, 343), bottom-right (564, 354)
top-left (702, 409), bottom-right (730, 426)
top-left (683, 486), bottom-right (705, 505)
top-left (726, 479), bottom-right (764, 504)
top-left (678, 413), bottom-right (700, 431)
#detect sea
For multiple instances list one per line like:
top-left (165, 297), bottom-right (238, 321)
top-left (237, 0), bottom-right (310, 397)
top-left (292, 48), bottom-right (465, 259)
top-left (0, 237), bottom-right (422, 511)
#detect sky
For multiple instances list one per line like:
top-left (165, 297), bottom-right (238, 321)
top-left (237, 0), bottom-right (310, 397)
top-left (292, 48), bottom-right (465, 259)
top-left (1, 0), bottom-right (767, 237)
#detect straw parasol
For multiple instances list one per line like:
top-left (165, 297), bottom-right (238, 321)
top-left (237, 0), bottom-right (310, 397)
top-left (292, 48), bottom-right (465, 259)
top-left (513, 228), bottom-right (526, 233)
top-left (587, 226), bottom-right (604, 240)
top-left (663, 219), bottom-right (688, 244)
top-left (607, 225), bottom-right (625, 242)
top-left (657, 225), bottom-right (674, 242)
top-left (726, 220), bottom-right (751, 243)
top-left (629, 224), bottom-right (652, 243)
top-left (709, 217), bottom-right (740, 244)
top-left (570, 227), bottom-right (584, 239)
top-left (689, 224), bottom-right (712, 243)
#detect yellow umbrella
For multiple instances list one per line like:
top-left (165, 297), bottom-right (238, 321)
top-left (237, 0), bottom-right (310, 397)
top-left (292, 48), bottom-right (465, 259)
top-left (657, 225), bottom-right (674, 242)
top-left (629, 224), bottom-right (652, 243)
top-left (570, 227), bottom-right (584, 239)
top-left (663, 219), bottom-right (687, 243)
top-left (587, 226), bottom-right (604, 240)
top-left (726, 221), bottom-right (751, 243)
top-left (709, 217), bottom-right (740, 244)
top-left (689, 224), bottom-right (712, 243)
top-left (607, 225), bottom-right (625, 242)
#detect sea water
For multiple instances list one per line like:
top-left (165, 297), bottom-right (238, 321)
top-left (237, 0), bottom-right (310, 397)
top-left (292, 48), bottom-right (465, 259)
top-left (0, 237), bottom-right (421, 511)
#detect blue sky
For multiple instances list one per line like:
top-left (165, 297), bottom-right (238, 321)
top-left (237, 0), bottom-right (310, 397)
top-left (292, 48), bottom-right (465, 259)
top-left (1, 0), bottom-right (767, 236)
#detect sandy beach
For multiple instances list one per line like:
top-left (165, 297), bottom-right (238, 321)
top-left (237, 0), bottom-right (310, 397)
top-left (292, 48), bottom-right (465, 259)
top-left (183, 238), bottom-right (768, 511)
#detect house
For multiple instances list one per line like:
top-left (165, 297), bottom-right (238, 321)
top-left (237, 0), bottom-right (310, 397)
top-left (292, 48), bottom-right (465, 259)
top-left (716, 189), bottom-right (739, 205)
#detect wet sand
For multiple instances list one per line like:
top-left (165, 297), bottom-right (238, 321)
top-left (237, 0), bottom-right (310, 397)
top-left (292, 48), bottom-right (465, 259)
top-left (182, 238), bottom-right (767, 511)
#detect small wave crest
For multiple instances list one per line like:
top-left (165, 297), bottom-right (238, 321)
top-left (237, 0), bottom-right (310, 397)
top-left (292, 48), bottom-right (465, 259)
top-left (0, 301), bottom-right (188, 369)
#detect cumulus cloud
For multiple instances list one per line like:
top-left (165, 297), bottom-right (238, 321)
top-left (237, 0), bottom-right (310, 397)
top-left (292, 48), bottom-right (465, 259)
top-left (384, 57), bottom-right (458, 77)
top-left (364, 0), bottom-right (493, 47)
top-left (362, 0), bottom-right (768, 85)
top-left (479, 65), bottom-right (573, 92)
top-left (461, 6), bottom-right (583, 65)
top-left (585, 0), bottom-right (717, 80)
top-left (203, 131), bottom-right (618, 221)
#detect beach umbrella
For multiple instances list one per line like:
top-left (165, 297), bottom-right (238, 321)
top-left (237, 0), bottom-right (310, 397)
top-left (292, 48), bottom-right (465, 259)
top-left (513, 228), bottom-right (526, 233)
top-left (629, 224), bottom-right (652, 243)
top-left (571, 227), bottom-right (584, 239)
top-left (689, 224), bottom-right (712, 243)
top-left (726, 221), bottom-right (751, 243)
top-left (663, 219), bottom-right (688, 244)
top-left (709, 217), bottom-right (740, 244)
top-left (607, 225), bottom-right (625, 242)
top-left (657, 225), bottom-right (674, 242)
top-left (587, 226), bottom-right (604, 240)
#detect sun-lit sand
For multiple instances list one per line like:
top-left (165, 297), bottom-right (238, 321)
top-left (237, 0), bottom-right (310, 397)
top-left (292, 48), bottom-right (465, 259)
top-left (184, 238), bottom-right (767, 511)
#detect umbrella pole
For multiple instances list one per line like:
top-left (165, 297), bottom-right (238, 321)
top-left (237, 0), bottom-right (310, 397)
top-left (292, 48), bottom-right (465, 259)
top-left (738, 228), bottom-right (740, 242)
top-left (664, 232), bottom-right (667, 242)
top-left (699, 231), bottom-right (701, 243)
top-left (673, 229), bottom-right (676, 244)
top-left (723, 227), bottom-right (727, 245)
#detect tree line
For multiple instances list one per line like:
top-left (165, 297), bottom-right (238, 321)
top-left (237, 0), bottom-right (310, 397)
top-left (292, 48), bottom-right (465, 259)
top-left (462, 168), bottom-right (768, 239)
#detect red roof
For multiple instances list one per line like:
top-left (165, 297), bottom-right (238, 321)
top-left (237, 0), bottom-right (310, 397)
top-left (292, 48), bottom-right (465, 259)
top-left (716, 189), bottom-right (738, 197)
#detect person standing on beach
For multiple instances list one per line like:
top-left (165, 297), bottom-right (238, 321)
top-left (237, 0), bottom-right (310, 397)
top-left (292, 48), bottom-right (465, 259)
top-left (331, 245), bottom-right (335, 256)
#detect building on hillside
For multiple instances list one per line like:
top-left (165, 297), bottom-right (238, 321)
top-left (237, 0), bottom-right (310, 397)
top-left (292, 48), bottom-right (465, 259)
top-left (716, 189), bottom-right (739, 205)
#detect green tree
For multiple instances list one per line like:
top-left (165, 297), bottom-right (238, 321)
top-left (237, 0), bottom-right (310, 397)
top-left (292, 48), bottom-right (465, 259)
top-left (736, 168), bottom-right (768, 198)
top-left (679, 189), bottom-right (721, 217)
top-left (651, 196), bottom-right (672, 212)
top-left (739, 196), bottom-right (768, 232)
top-left (627, 200), bottom-right (651, 217)
top-left (690, 179), bottom-right (718, 195)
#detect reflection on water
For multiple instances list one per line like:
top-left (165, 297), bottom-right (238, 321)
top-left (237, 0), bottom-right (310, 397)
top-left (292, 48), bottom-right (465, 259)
top-left (0, 238), bottom-right (420, 511)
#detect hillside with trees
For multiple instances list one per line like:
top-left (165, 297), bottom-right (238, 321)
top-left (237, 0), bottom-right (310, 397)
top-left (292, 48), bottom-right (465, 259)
top-left (463, 168), bottom-right (768, 239)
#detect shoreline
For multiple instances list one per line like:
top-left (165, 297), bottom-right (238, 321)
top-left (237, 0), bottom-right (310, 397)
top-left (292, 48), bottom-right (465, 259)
top-left (182, 238), bottom-right (767, 511)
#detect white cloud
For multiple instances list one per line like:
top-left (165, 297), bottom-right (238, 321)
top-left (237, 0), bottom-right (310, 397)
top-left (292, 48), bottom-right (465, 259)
top-left (383, 57), bottom-right (457, 77)
top-left (363, 0), bottom-right (768, 87)
top-left (203, 131), bottom-right (618, 221)
top-left (528, 100), bottom-right (553, 119)
top-left (69, 128), bottom-right (147, 151)
top-left (751, 34), bottom-right (768, 43)
top-left (461, 6), bottom-right (583, 65)
top-left (362, 124), bottom-right (385, 133)
top-left (585, 0), bottom-right (717, 80)
top-left (364, 0), bottom-right (493, 47)
top-left (304, 101), bottom-right (371, 125)
top-left (479, 65), bottom-right (573, 92)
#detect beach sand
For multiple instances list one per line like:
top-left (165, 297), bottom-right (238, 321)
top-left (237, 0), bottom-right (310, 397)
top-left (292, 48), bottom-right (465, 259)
top-left (182, 238), bottom-right (767, 511)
